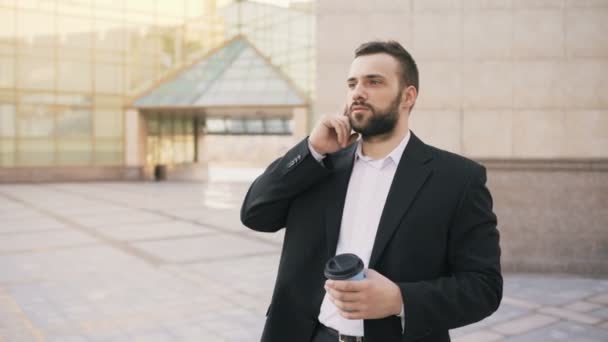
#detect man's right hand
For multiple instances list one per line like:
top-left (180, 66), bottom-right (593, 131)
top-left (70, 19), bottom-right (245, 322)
top-left (309, 114), bottom-right (359, 155)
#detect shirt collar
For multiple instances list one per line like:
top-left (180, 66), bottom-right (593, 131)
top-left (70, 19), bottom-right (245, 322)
top-left (355, 130), bottom-right (411, 169)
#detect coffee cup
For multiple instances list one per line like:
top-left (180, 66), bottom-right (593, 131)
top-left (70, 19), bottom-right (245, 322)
top-left (324, 253), bottom-right (365, 281)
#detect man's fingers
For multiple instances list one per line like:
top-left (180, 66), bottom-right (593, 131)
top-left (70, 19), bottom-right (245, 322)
top-left (328, 296), bottom-right (365, 313)
top-left (326, 288), bottom-right (362, 302)
top-left (326, 279), bottom-right (367, 292)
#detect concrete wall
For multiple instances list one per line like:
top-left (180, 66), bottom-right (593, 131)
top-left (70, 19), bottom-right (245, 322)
top-left (316, 0), bottom-right (608, 274)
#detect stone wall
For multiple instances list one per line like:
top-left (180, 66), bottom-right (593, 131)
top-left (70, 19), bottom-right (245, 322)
top-left (316, 0), bottom-right (608, 274)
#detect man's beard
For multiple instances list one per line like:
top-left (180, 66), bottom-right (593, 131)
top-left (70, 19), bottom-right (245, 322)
top-left (348, 92), bottom-right (401, 138)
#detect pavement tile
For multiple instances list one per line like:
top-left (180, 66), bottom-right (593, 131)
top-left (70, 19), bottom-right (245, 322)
top-left (504, 275), bottom-right (608, 306)
top-left (563, 300), bottom-right (603, 313)
top-left (539, 306), bottom-right (602, 325)
top-left (450, 304), bottom-right (530, 336)
top-left (500, 296), bottom-right (542, 310)
top-left (1, 182), bottom-right (607, 341)
top-left (589, 307), bottom-right (608, 320)
top-left (132, 234), bottom-right (280, 263)
top-left (505, 321), bottom-right (608, 341)
top-left (0, 230), bottom-right (98, 253)
top-left (452, 330), bottom-right (504, 342)
top-left (588, 293), bottom-right (608, 305)
top-left (491, 314), bottom-right (559, 336)
top-left (93, 220), bottom-right (215, 241)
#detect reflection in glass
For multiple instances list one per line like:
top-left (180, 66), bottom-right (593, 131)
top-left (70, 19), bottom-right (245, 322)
top-left (95, 139), bottom-right (122, 165)
top-left (206, 117), bottom-right (225, 133)
top-left (18, 139), bottom-right (54, 166)
top-left (0, 104), bottom-right (15, 137)
top-left (57, 139), bottom-right (92, 165)
top-left (245, 118), bottom-right (264, 134)
top-left (0, 139), bottom-right (14, 166)
top-left (58, 60), bottom-right (93, 92)
top-left (18, 57), bottom-right (55, 90)
top-left (18, 105), bottom-right (54, 137)
top-left (225, 118), bottom-right (245, 134)
top-left (95, 63), bottom-right (124, 94)
top-left (95, 108), bottom-right (123, 138)
top-left (56, 108), bottom-right (92, 137)
top-left (0, 56), bottom-right (15, 88)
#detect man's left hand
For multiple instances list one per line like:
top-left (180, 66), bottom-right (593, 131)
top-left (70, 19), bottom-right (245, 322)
top-left (324, 269), bottom-right (403, 320)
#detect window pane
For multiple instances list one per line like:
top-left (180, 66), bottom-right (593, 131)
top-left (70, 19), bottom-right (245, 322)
top-left (225, 118), bottom-right (245, 133)
top-left (206, 117), bottom-right (225, 133)
top-left (265, 118), bottom-right (286, 134)
top-left (0, 139), bottom-right (15, 166)
top-left (57, 139), bottom-right (92, 165)
top-left (95, 63), bottom-right (124, 93)
top-left (245, 118), bottom-right (264, 134)
top-left (58, 60), bottom-right (93, 92)
top-left (173, 116), bottom-right (185, 135)
top-left (56, 93), bottom-right (93, 106)
top-left (0, 8), bottom-right (16, 39)
top-left (58, 16), bottom-right (93, 49)
top-left (18, 57), bottom-right (55, 90)
top-left (95, 139), bottom-right (122, 165)
top-left (57, 107), bottom-right (92, 137)
top-left (94, 95), bottom-right (123, 107)
top-left (17, 10), bottom-right (56, 48)
top-left (160, 116), bottom-right (172, 136)
top-left (95, 21), bottom-right (126, 51)
top-left (95, 108), bottom-right (122, 138)
top-left (0, 104), bottom-right (15, 137)
top-left (18, 105), bottom-right (54, 137)
top-left (18, 139), bottom-right (54, 166)
top-left (0, 55), bottom-right (15, 88)
top-left (147, 115), bottom-right (159, 135)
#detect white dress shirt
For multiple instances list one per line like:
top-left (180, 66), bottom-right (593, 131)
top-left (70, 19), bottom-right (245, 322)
top-left (311, 131), bottom-right (411, 337)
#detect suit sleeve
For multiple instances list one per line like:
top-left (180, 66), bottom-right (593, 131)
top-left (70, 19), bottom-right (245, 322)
top-left (398, 165), bottom-right (502, 340)
top-left (240, 137), bottom-right (332, 233)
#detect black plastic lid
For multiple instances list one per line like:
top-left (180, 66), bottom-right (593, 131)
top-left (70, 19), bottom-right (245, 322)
top-left (324, 253), bottom-right (364, 280)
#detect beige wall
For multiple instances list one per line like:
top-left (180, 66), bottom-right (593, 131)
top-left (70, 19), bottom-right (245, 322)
top-left (316, 0), bottom-right (608, 159)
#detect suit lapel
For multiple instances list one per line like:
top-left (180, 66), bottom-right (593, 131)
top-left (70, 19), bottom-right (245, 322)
top-left (368, 133), bottom-right (434, 268)
top-left (324, 144), bottom-right (357, 258)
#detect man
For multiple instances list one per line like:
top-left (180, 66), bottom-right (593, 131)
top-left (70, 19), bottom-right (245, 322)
top-left (241, 41), bottom-right (502, 342)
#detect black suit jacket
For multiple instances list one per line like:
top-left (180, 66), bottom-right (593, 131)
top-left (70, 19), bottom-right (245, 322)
top-left (241, 132), bottom-right (502, 342)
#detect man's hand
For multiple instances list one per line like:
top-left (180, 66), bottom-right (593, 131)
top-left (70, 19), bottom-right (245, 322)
top-left (309, 112), bottom-right (359, 155)
top-left (324, 269), bottom-right (403, 320)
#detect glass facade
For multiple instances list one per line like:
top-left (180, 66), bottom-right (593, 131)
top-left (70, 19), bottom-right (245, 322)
top-left (0, 0), bottom-right (315, 168)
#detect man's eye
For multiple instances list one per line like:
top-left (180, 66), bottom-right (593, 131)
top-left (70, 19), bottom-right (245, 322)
top-left (348, 83), bottom-right (356, 89)
top-left (370, 80), bottom-right (381, 85)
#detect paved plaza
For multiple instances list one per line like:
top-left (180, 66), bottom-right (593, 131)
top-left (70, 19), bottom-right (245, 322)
top-left (0, 180), bottom-right (607, 341)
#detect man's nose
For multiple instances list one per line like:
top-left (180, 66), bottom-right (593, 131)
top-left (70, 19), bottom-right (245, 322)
top-left (351, 83), bottom-right (367, 102)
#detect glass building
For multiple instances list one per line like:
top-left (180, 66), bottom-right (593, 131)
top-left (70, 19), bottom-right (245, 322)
top-left (0, 0), bottom-right (315, 180)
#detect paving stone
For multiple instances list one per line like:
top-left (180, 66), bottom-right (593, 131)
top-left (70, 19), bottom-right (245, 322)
top-left (451, 330), bottom-right (504, 342)
top-left (563, 300), bottom-right (603, 313)
top-left (450, 304), bottom-right (530, 336)
top-left (132, 234), bottom-right (280, 263)
top-left (93, 220), bottom-right (215, 241)
top-left (491, 314), bottom-right (559, 335)
top-left (539, 306), bottom-right (602, 324)
top-left (589, 307), bottom-right (608, 320)
top-left (588, 293), bottom-right (608, 305)
top-left (505, 321), bottom-right (608, 342)
top-left (1, 182), bottom-right (607, 341)
top-left (504, 275), bottom-right (608, 306)
top-left (500, 296), bottom-right (542, 310)
top-left (0, 230), bottom-right (98, 253)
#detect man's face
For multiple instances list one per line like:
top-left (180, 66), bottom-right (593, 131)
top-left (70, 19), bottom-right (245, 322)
top-left (345, 53), bottom-right (404, 138)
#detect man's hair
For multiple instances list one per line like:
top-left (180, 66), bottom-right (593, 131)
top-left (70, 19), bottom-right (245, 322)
top-left (354, 40), bottom-right (419, 93)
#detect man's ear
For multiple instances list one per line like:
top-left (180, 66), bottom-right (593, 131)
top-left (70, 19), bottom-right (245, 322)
top-left (401, 85), bottom-right (417, 111)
